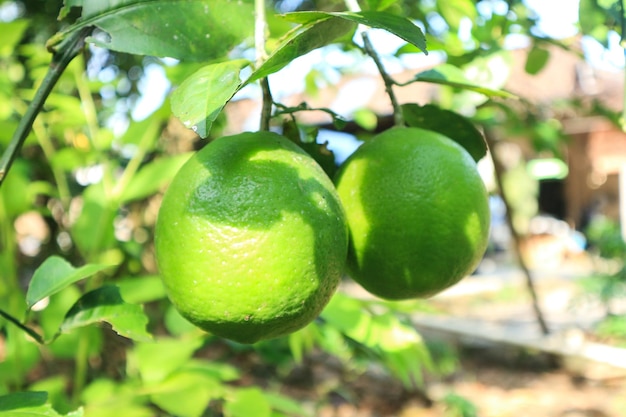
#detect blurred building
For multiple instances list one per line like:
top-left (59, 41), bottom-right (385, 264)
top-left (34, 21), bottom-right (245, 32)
top-left (224, 41), bottom-right (626, 242)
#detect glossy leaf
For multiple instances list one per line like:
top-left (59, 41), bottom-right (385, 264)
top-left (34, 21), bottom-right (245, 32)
top-left (282, 10), bottom-right (427, 53)
top-left (171, 61), bottom-right (247, 138)
top-left (52, 0), bottom-right (255, 61)
top-left (248, 17), bottom-right (355, 83)
top-left (401, 103), bottom-right (487, 162)
top-left (412, 63), bottom-right (516, 98)
top-left (60, 286), bottom-right (152, 342)
top-left (26, 256), bottom-right (114, 310)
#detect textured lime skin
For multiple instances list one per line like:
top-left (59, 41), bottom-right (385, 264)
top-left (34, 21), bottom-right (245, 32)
top-left (334, 127), bottom-right (490, 300)
top-left (155, 132), bottom-right (348, 343)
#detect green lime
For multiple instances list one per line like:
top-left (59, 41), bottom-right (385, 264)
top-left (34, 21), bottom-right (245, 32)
top-left (155, 132), bottom-right (348, 343)
top-left (334, 127), bottom-right (490, 300)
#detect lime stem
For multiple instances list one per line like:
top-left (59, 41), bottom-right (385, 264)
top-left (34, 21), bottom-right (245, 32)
top-left (255, 0), bottom-right (272, 131)
top-left (361, 32), bottom-right (404, 127)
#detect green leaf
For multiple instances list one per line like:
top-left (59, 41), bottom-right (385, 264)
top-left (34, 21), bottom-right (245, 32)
top-left (58, 0), bottom-right (82, 20)
top-left (283, 11), bottom-right (427, 53)
top-left (80, 379), bottom-right (154, 417)
top-left (116, 111), bottom-right (163, 146)
top-left (60, 286), bottom-right (152, 342)
top-left (115, 275), bottom-right (167, 304)
top-left (412, 64), bottom-right (516, 98)
top-left (340, 11), bottom-right (427, 53)
top-left (151, 371), bottom-right (223, 417)
top-left (0, 20), bottom-right (30, 57)
top-left (224, 388), bottom-right (272, 417)
top-left (353, 108), bottom-right (378, 131)
top-left (401, 104), bottom-right (487, 162)
top-left (524, 45), bottom-right (550, 75)
top-left (320, 293), bottom-right (434, 388)
top-left (247, 17), bottom-right (356, 83)
top-left (130, 338), bottom-right (204, 384)
top-left (0, 391), bottom-right (83, 416)
top-left (321, 294), bottom-right (377, 346)
top-left (288, 325), bottom-right (319, 363)
top-left (183, 359), bottom-right (240, 382)
top-left (0, 160), bottom-right (35, 218)
top-left (50, 148), bottom-right (95, 172)
top-left (0, 326), bottom-right (42, 385)
top-left (71, 183), bottom-right (117, 256)
top-left (0, 392), bottom-right (47, 412)
top-left (171, 61), bottom-right (248, 138)
top-left (367, 0), bottom-right (400, 12)
top-left (578, 0), bottom-right (614, 46)
top-left (26, 256), bottom-right (114, 310)
top-left (51, 0), bottom-right (255, 61)
top-left (120, 153), bottom-right (193, 202)
top-left (436, 0), bottom-right (476, 30)
top-left (375, 314), bottom-right (434, 387)
top-left (164, 304), bottom-right (199, 336)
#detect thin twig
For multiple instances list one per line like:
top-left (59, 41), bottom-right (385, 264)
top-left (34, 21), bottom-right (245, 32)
top-left (0, 309), bottom-right (45, 344)
top-left (0, 27), bottom-right (91, 187)
top-left (484, 128), bottom-right (550, 336)
top-left (361, 32), bottom-right (404, 127)
top-left (255, 0), bottom-right (272, 131)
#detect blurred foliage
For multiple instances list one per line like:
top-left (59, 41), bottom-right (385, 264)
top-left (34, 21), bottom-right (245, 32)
top-left (0, 0), bottom-right (621, 415)
top-left (581, 217), bottom-right (626, 318)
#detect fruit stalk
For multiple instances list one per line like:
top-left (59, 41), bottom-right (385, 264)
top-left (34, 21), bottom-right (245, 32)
top-left (255, 0), bottom-right (272, 131)
top-left (344, 0), bottom-right (403, 127)
top-left (361, 32), bottom-right (404, 127)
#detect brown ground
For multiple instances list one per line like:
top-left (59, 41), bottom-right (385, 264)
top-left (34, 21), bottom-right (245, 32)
top-left (277, 342), bottom-right (626, 417)
top-left (295, 262), bottom-right (626, 417)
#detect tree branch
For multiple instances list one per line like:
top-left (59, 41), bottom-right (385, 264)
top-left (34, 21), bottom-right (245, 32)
top-left (361, 32), bottom-right (404, 127)
top-left (484, 128), bottom-right (550, 336)
top-left (0, 27), bottom-right (91, 187)
top-left (0, 309), bottom-right (45, 344)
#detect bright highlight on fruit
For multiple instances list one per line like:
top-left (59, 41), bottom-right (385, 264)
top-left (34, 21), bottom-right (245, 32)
top-left (334, 127), bottom-right (490, 300)
top-left (155, 132), bottom-right (348, 344)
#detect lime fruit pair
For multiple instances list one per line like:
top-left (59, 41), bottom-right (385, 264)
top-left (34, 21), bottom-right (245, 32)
top-left (155, 127), bottom-right (490, 343)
